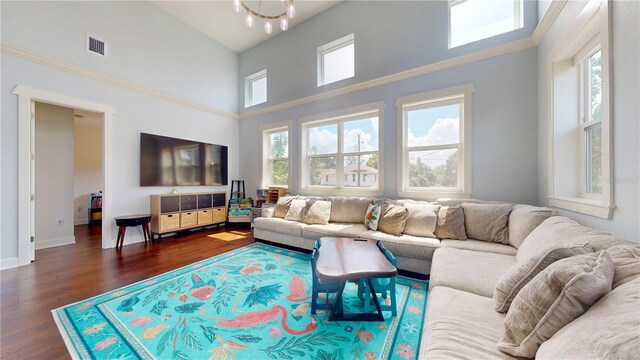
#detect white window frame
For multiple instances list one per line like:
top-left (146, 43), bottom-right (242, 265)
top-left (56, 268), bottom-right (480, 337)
top-left (245, 69), bottom-right (267, 108)
top-left (448, 0), bottom-right (524, 48)
top-left (547, 0), bottom-right (613, 219)
top-left (396, 84), bottom-right (474, 200)
top-left (299, 101), bottom-right (384, 196)
top-left (261, 121), bottom-right (291, 188)
top-left (317, 33), bottom-right (355, 87)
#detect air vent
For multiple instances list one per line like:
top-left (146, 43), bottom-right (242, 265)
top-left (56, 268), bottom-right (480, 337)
top-left (87, 36), bottom-right (106, 56)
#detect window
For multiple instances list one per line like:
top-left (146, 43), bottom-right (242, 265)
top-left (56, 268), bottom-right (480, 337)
top-left (449, 0), bottom-right (523, 48)
top-left (548, 0), bottom-right (612, 219)
top-left (317, 34), bottom-right (354, 86)
top-left (245, 69), bottom-right (267, 107)
top-left (300, 102), bottom-right (383, 195)
top-left (262, 124), bottom-right (290, 187)
top-left (397, 84), bottom-right (473, 199)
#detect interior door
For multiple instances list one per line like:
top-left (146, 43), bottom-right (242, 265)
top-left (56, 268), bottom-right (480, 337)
top-left (29, 100), bottom-right (36, 261)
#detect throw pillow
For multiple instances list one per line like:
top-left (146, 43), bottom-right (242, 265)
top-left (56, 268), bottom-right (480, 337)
top-left (364, 203), bottom-right (382, 231)
top-left (302, 200), bottom-right (332, 225)
top-left (507, 204), bottom-right (558, 248)
top-left (329, 197), bottom-right (373, 224)
top-left (273, 196), bottom-right (296, 218)
top-left (377, 203), bottom-right (409, 237)
top-left (461, 203), bottom-right (513, 244)
top-left (434, 205), bottom-right (467, 240)
top-left (284, 199), bottom-right (307, 221)
top-left (401, 202), bottom-right (440, 238)
top-left (493, 243), bottom-right (593, 313)
top-left (604, 245), bottom-right (640, 289)
top-left (498, 251), bottom-right (614, 358)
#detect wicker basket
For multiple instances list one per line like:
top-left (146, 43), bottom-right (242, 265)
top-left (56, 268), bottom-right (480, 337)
top-left (198, 209), bottom-right (213, 225)
top-left (180, 211), bottom-right (197, 228)
top-left (160, 213), bottom-right (179, 232)
top-left (212, 208), bottom-right (226, 222)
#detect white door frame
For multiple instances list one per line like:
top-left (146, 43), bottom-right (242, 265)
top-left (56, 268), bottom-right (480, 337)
top-left (13, 85), bottom-right (115, 267)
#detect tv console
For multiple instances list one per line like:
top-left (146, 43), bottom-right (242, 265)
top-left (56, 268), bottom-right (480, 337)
top-left (150, 191), bottom-right (226, 241)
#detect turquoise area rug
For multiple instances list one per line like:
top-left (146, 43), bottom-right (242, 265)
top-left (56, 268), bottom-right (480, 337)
top-left (53, 243), bottom-right (428, 359)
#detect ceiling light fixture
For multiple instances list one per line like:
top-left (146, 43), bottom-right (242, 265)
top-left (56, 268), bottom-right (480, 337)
top-left (233, 0), bottom-right (295, 34)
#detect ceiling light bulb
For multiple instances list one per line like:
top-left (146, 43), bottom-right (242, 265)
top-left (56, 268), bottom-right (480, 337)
top-left (246, 13), bottom-right (254, 28)
top-left (280, 17), bottom-right (288, 31)
top-left (233, 0), bottom-right (240, 13)
top-left (287, 4), bottom-right (295, 19)
top-left (265, 20), bottom-right (272, 34)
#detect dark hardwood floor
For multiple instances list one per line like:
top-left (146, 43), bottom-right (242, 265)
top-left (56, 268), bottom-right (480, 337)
top-left (0, 224), bottom-right (254, 359)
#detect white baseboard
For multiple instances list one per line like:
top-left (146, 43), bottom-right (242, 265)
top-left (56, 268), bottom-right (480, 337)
top-left (0, 257), bottom-right (19, 270)
top-left (35, 236), bottom-right (76, 250)
top-left (74, 219), bottom-right (89, 226)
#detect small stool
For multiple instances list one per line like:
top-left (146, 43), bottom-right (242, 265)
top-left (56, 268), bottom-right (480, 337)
top-left (114, 214), bottom-right (152, 250)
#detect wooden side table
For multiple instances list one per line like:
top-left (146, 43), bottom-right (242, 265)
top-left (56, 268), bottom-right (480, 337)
top-left (114, 214), bottom-right (152, 250)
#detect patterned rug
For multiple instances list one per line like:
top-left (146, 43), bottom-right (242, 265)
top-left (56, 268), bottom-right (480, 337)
top-left (52, 243), bottom-right (428, 359)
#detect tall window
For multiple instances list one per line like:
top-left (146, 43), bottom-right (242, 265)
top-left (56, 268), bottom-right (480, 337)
top-left (317, 34), bottom-right (355, 86)
top-left (579, 48), bottom-right (603, 196)
top-left (449, 0), bottom-right (523, 48)
top-left (301, 102), bottom-right (383, 195)
top-left (397, 84), bottom-right (473, 198)
top-left (245, 69), bottom-right (267, 107)
top-left (262, 125), bottom-right (289, 187)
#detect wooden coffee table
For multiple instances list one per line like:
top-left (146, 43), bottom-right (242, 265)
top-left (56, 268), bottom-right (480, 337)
top-left (315, 237), bottom-right (398, 321)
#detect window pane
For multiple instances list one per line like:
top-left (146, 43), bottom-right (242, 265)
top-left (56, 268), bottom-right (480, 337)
top-left (309, 156), bottom-right (336, 186)
top-left (407, 104), bottom-right (460, 147)
top-left (323, 43), bottom-right (354, 85)
top-left (344, 154), bottom-right (378, 188)
top-left (270, 159), bottom-right (288, 186)
top-left (343, 117), bottom-right (379, 152)
top-left (308, 124), bottom-right (337, 154)
top-left (589, 50), bottom-right (602, 121)
top-left (586, 123), bottom-right (602, 194)
top-left (450, 0), bottom-right (521, 47)
top-left (269, 131), bottom-right (288, 158)
top-left (251, 76), bottom-right (267, 105)
top-left (408, 149), bottom-right (458, 188)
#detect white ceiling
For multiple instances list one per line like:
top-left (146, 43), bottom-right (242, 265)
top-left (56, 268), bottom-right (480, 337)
top-left (152, 1), bottom-right (343, 54)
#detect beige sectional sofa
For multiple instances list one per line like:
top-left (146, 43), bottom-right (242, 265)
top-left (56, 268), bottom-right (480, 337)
top-left (254, 195), bottom-right (640, 359)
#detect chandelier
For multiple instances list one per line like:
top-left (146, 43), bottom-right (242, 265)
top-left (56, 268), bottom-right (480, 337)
top-left (233, 0), bottom-right (295, 34)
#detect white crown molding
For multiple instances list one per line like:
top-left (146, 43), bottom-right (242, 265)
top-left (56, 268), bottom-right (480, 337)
top-left (239, 37), bottom-right (536, 120)
top-left (532, 0), bottom-right (568, 45)
top-left (1, 43), bottom-right (239, 120)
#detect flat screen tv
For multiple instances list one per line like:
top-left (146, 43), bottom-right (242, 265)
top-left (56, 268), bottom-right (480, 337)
top-left (140, 133), bottom-right (228, 186)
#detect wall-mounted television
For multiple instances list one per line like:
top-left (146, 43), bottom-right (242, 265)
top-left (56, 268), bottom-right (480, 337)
top-left (140, 133), bottom-right (228, 186)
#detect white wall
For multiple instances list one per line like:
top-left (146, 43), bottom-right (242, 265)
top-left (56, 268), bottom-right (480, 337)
top-left (1, 1), bottom-right (240, 261)
top-left (537, 1), bottom-right (640, 241)
top-left (34, 102), bottom-right (75, 249)
top-left (74, 114), bottom-right (103, 225)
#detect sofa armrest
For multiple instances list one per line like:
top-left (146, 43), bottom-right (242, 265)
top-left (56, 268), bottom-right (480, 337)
top-left (261, 207), bottom-right (275, 218)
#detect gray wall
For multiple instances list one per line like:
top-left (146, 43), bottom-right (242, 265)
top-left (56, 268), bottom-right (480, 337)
top-left (1, 1), bottom-right (240, 261)
top-left (536, 1), bottom-right (640, 241)
top-left (238, 1), bottom-right (539, 205)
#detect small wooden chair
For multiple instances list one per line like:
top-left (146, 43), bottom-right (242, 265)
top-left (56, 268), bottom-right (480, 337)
top-left (310, 239), bottom-right (341, 314)
top-left (357, 240), bottom-right (397, 316)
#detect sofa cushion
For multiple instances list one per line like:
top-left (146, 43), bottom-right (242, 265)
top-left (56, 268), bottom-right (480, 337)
top-left (462, 203), bottom-right (513, 244)
top-left (329, 197), bottom-right (373, 224)
top-left (284, 199), bottom-right (307, 221)
top-left (498, 251), bottom-right (614, 358)
top-left (494, 243), bottom-right (593, 313)
top-left (390, 200), bottom-right (439, 238)
top-left (273, 195), bottom-right (297, 218)
top-left (536, 277), bottom-right (640, 359)
top-left (364, 203), bottom-right (382, 231)
top-left (377, 203), bottom-right (409, 236)
top-left (429, 247), bottom-right (516, 297)
top-left (434, 205), bottom-right (467, 240)
top-left (420, 286), bottom-right (519, 360)
top-left (435, 198), bottom-right (509, 206)
top-left (302, 200), bottom-right (332, 225)
top-left (605, 245), bottom-right (640, 288)
top-left (359, 230), bottom-right (440, 259)
top-left (253, 217), bottom-right (307, 237)
top-left (439, 239), bottom-right (517, 255)
top-left (507, 204), bottom-right (557, 248)
top-left (517, 216), bottom-right (621, 263)
top-left (302, 223), bottom-right (369, 240)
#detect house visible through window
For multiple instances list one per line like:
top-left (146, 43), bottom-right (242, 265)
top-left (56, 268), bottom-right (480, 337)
top-left (317, 34), bottom-right (354, 86)
top-left (245, 69), bottom-right (267, 107)
top-left (262, 125), bottom-right (289, 187)
top-left (449, 0), bottom-right (523, 48)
